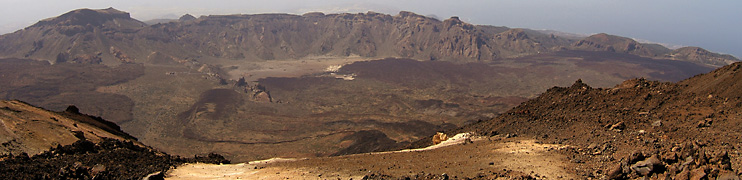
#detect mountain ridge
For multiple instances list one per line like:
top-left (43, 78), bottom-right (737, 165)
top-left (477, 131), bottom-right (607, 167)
top-left (0, 8), bottom-right (737, 67)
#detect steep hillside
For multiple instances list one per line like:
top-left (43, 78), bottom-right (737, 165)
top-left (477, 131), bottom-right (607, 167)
top-left (442, 62), bottom-right (742, 179)
top-left (570, 33), bottom-right (738, 66)
top-left (0, 8), bottom-right (145, 65)
top-left (571, 33), bottom-right (668, 57)
top-left (668, 47), bottom-right (740, 66)
top-left (0, 100), bottom-right (230, 179)
top-left (0, 8), bottom-right (736, 66)
top-left (0, 100), bottom-right (136, 156)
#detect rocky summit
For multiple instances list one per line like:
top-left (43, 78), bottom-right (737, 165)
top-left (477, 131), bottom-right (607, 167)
top-left (445, 62), bottom-right (742, 179)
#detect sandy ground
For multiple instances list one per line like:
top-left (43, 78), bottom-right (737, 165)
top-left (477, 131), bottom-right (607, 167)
top-left (166, 134), bottom-right (576, 179)
top-left (221, 56), bottom-right (375, 82)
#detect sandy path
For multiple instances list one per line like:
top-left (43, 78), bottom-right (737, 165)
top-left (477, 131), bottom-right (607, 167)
top-left (491, 140), bottom-right (575, 179)
top-left (166, 135), bottom-right (576, 179)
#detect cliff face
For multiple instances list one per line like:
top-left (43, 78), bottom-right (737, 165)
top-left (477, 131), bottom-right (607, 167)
top-left (0, 8), bottom-right (737, 66)
top-left (0, 8), bottom-right (584, 64)
top-left (0, 8), bottom-right (145, 65)
top-left (136, 11), bottom-right (557, 62)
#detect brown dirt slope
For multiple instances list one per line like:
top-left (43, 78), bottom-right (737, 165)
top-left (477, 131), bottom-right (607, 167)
top-left (0, 100), bottom-right (136, 157)
top-left (0, 101), bottom-right (230, 179)
top-left (436, 62), bottom-right (742, 179)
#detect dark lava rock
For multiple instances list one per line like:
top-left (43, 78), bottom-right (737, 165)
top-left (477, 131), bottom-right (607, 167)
top-left (0, 138), bottom-right (229, 180)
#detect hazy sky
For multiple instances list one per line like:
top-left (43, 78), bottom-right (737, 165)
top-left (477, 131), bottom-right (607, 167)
top-left (1, 0), bottom-right (740, 58)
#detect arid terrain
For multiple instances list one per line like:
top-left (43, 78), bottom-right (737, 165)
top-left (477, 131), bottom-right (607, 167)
top-left (164, 62), bottom-right (742, 179)
top-left (167, 136), bottom-right (575, 180)
top-left (1, 7), bottom-right (741, 179)
top-left (0, 51), bottom-right (716, 161)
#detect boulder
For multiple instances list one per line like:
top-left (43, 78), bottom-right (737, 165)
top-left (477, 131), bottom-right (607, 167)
top-left (432, 132), bottom-right (448, 144)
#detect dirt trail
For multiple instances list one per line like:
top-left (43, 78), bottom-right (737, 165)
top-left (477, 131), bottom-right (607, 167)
top-left (491, 140), bottom-right (574, 179)
top-left (166, 136), bottom-right (577, 179)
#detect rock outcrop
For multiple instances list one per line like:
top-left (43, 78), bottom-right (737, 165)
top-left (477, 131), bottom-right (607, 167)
top-left (449, 62), bottom-right (742, 179)
top-left (432, 132), bottom-right (448, 144)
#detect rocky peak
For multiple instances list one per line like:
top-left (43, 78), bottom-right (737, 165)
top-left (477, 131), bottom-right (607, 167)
top-left (571, 33), bottom-right (668, 57)
top-left (178, 14), bottom-right (196, 21)
top-left (302, 12), bottom-right (326, 17)
top-left (399, 11), bottom-right (420, 18)
top-left (497, 28), bottom-right (529, 41)
top-left (65, 105), bottom-right (81, 114)
top-left (573, 33), bottom-right (637, 51)
top-left (678, 47), bottom-right (707, 54)
top-left (584, 33), bottom-right (625, 43)
top-left (614, 78), bottom-right (652, 89)
top-left (668, 47), bottom-right (739, 66)
top-left (570, 79), bottom-right (592, 90)
top-left (442, 16), bottom-right (475, 31)
top-left (32, 8), bottom-right (140, 27)
top-left (397, 11), bottom-right (426, 19)
top-left (394, 11), bottom-right (437, 23)
top-left (443, 16), bottom-right (462, 27)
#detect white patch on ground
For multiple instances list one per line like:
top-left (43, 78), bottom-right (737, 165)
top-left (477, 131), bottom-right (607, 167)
top-left (166, 158), bottom-right (301, 179)
top-left (165, 163), bottom-right (252, 179)
top-left (383, 132), bottom-right (471, 153)
top-left (324, 65), bottom-right (343, 72)
top-left (166, 133), bottom-right (473, 179)
top-left (222, 56), bottom-right (373, 82)
top-left (247, 157), bottom-right (300, 165)
top-left (165, 133), bottom-right (577, 179)
top-left (491, 139), bottom-right (575, 179)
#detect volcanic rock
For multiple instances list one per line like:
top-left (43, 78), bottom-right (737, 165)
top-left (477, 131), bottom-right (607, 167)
top-left (445, 61), bottom-right (742, 179)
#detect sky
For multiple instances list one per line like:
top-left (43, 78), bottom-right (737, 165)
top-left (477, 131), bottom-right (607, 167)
top-left (1, 0), bottom-right (740, 58)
